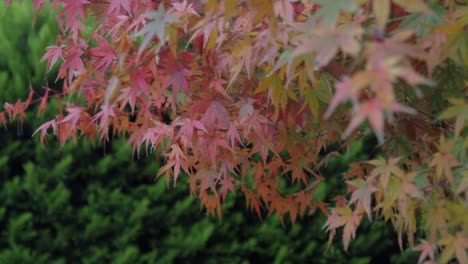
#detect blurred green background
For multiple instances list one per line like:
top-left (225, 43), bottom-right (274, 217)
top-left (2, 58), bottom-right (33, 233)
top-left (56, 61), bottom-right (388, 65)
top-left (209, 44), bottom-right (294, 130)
top-left (0, 2), bottom-right (418, 263)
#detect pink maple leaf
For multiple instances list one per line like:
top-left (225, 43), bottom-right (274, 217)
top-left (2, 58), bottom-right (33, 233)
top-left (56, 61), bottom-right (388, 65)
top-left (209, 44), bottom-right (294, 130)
top-left (92, 105), bottom-right (116, 130)
top-left (41, 45), bottom-right (64, 71)
top-left (33, 119), bottom-right (57, 145)
top-left (219, 174), bottom-right (235, 201)
top-left (106, 0), bottom-right (133, 16)
top-left (58, 0), bottom-right (89, 40)
top-left (414, 240), bottom-right (436, 264)
top-left (172, 0), bottom-right (199, 17)
top-left (209, 78), bottom-right (230, 99)
top-left (343, 99), bottom-right (385, 143)
top-left (201, 100), bottom-right (231, 130)
top-left (60, 104), bottom-right (83, 129)
top-left (158, 144), bottom-right (189, 185)
top-left (141, 122), bottom-right (173, 154)
top-left (174, 118), bottom-right (207, 143)
top-left (324, 76), bottom-right (358, 119)
top-left (343, 99), bottom-right (415, 144)
top-left (348, 179), bottom-right (378, 219)
top-left (58, 51), bottom-right (84, 85)
top-left (227, 123), bottom-right (242, 149)
top-left (89, 35), bottom-right (117, 70)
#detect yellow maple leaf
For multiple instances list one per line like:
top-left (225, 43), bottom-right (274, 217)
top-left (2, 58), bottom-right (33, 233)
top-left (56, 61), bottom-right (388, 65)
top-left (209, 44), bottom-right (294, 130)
top-left (430, 136), bottom-right (459, 182)
top-left (438, 232), bottom-right (468, 264)
top-left (439, 98), bottom-right (468, 136)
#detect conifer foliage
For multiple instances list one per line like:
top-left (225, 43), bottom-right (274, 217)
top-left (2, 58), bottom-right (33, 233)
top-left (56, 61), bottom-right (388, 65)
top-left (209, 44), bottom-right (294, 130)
top-left (3, 1), bottom-right (467, 262)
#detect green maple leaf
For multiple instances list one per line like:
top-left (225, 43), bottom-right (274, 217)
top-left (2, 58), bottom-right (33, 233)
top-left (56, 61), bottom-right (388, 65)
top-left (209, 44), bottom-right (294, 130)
top-left (135, 3), bottom-right (178, 58)
top-left (439, 98), bottom-right (468, 136)
top-left (398, 3), bottom-right (444, 36)
top-left (310, 0), bottom-right (357, 27)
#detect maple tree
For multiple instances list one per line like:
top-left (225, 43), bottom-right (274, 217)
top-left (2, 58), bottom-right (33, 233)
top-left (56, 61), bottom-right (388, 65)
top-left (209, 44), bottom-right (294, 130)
top-left (2, 0), bottom-right (467, 262)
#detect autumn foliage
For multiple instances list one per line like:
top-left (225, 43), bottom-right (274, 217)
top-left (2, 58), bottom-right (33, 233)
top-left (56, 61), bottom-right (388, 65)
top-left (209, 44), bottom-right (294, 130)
top-left (2, 0), bottom-right (467, 262)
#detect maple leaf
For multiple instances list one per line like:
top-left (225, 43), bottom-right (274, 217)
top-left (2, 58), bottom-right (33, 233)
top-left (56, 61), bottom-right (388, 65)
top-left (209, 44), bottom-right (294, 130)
top-left (226, 122), bottom-right (242, 149)
top-left (455, 171), bottom-right (468, 201)
top-left (3, 103), bottom-right (13, 121)
top-left (247, 0), bottom-right (275, 25)
top-left (3, 100), bottom-right (29, 125)
top-left (323, 76), bottom-right (359, 119)
top-left (368, 157), bottom-right (404, 188)
top-left (120, 69), bottom-right (151, 113)
top-left (238, 99), bottom-right (254, 119)
top-left (202, 132), bottom-right (232, 166)
top-left (414, 240), bottom-right (436, 264)
top-left (398, 5), bottom-right (444, 37)
top-left (32, 119), bottom-right (57, 145)
top-left (92, 105), bottom-right (116, 130)
top-left (0, 112), bottom-right (6, 128)
top-left (160, 51), bottom-right (193, 105)
top-left (135, 3), bottom-right (178, 58)
top-left (346, 99), bottom-right (385, 142)
top-left (196, 168), bottom-right (219, 195)
top-left (294, 191), bottom-right (314, 215)
top-left (174, 118), bottom-right (207, 148)
top-left (188, 17), bottom-right (223, 50)
top-left (399, 172), bottom-right (423, 199)
top-left (393, 0), bottom-right (431, 14)
top-left (228, 38), bottom-right (254, 86)
top-left (430, 136), bottom-right (459, 182)
top-left (348, 178), bottom-right (378, 220)
top-left (158, 144), bottom-right (189, 186)
top-left (60, 104), bottom-right (83, 130)
top-left (309, 0), bottom-right (358, 28)
top-left (131, 69), bottom-right (150, 96)
top-left (424, 201), bottom-right (450, 241)
top-left (219, 174), bottom-right (235, 201)
top-left (294, 24), bottom-right (363, 68)
top-left (420, 31), bottom-right (447, 77)
top-left (273, 0), bottom-right (294, 24)
top-left (200, 192), bottom-right (222, 219)
top-left (323, 207), bottom-right (362, 252)
top-left (58, 0), bottom-right (88, 41)
top-left (241, 184), bottom-right (263, 219)
top-left (106, 0), bottom-right (132, 16)
top-left (439, 98), bottom-right (468, 136)
top-left (127, 123), bottom-right (147, 158)
top-left (438, 232), bottom-right (468, 264)
top-left (200, 100), bottom-right (231, 130)
top-left (172, 0), bottom-right (199, 18)
top-left (373, 0), bottom-right (391, 31)
top-left (41, 45), bottom-right (64, 71)
top-left (58, 50), bottom-right (85, 85)
top-left (209, 78), bottom-right (231, 100)
top-left (284, 196), bottom-right (299, 224)
top-left (342, 99), bottom-right (415, 144)
top-left (165, 68), bottom-right (192, 99)
top-left (438, 11), bottom-right (468, 66)
top-left (89, 35), bottom-right (117, 70)
top-left (37, 85), bottom-right (50, 116)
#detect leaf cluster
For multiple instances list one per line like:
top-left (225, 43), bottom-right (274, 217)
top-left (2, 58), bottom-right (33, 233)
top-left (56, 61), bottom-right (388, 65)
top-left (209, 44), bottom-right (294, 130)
top-left (2, 0), bottom-right (467, 262)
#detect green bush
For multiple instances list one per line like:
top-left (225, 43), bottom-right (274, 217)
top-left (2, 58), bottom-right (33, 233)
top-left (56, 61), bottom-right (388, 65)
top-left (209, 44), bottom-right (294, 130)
top-left (0, 134), bottom-right (419, 263)
top-left (0, 1), bottom-right (58, 104)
